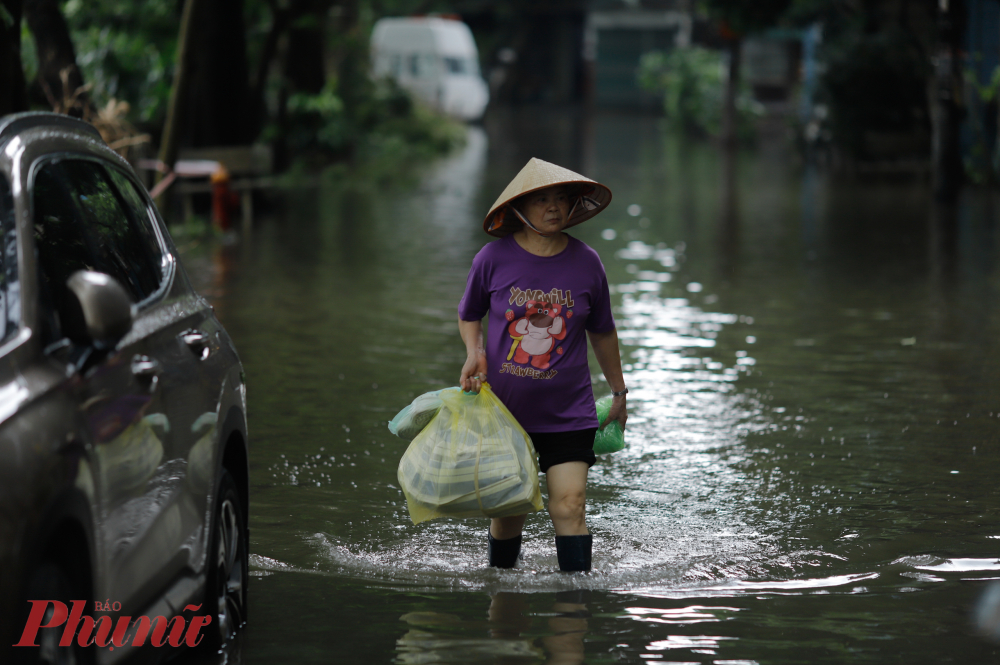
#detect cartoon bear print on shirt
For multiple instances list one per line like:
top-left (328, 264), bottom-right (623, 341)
top-left (507, 300), bottom-right (567, 369)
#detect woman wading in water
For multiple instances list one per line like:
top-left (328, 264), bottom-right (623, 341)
top-left (458, 158), bottom-right (627, 572)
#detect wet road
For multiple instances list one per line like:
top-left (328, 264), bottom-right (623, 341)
top-left (181, 107), bottom-right (1000, 663)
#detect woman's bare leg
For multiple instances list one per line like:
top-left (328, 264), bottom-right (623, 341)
top-left (546, 462), bottom-right (589, 536)
top-left (491, 514), bottom-right (527, 539)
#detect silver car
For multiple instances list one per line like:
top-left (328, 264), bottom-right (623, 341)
top-left (0, 112), bottom-right (249, 663)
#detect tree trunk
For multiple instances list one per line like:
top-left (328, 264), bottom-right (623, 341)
top-left (286, 17), bottom-right (326, 95)
top-left (335, 0), bottom-right (367, 120)
top-left (187, 0), bottom-right (254, 146)
top-left (931, 0), bottom-right (966, 203)
top-left (272, 32), bottom-right (290, 172)
top-left (23, 0), bottom-right (86, 116)
top-left (251, 10), bottom-right (283, 138)
top-left (250, 0), bottom-right (302, 139)
top-left (0, 0), bottom-right (28, 115)
top-left (721, 37), bottom-right (741, 148)
top-left (156, 0), bottom-right (207, 208)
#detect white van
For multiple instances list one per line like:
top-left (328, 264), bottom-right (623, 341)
top-left (370, 17), bottom-right (490, 122)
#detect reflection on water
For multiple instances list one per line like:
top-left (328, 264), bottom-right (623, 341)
top-left (395, 591), bottom-right (589, 664)
top-left (180, 108), bottom-right (1000, 663)
top-left (976, 582), bottom-right (1000, 642)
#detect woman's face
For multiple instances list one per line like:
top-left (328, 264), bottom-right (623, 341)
top-left (518, 186), bottom-right (571, 235)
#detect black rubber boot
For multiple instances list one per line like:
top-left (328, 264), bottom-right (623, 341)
top-left (488, 531), bottom-right (522, 568)
top-left (555, 535), bottom-right (592, 572)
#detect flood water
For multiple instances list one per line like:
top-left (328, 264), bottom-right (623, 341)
top-left (181, 108), bottom-right (1000, 663)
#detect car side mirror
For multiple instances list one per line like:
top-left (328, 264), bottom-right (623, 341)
top-left (65, 271), bottom-right (133, 346)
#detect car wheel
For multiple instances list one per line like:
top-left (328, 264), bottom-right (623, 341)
top-left (14, 560), bottom-right (93, 665)
top-left (205, 469), bottom-right (247, 649)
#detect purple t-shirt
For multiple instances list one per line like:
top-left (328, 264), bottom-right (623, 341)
top-left (458, 235), bottom-right (616, 432)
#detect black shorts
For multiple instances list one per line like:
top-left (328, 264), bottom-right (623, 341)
top-left (527, 428), bottom-right (597, 473)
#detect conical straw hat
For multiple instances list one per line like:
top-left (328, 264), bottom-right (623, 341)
top-left (483, 158), bottom-right (612, 237)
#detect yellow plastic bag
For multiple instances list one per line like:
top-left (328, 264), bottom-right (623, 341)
top-left (397, 384), bottom-right (543, 524)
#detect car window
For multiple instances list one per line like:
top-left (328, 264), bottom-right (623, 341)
top-left (33, 159), bottom-right (163, 301)
top-left (32, 159), bottom-right (164, 343)
top-left (0, 176), bottom-right (19, 343)
top-left (104, 167), bottom-right (165, 267)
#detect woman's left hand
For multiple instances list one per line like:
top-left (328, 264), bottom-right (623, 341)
top-left (600, 394), bottom-right (627, 431)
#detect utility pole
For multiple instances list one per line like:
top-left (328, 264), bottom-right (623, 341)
top-left (156, 0), bottom-right (206, 210)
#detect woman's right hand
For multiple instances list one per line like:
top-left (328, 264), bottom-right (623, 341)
top-left (460, 350), bottom-right (488, 393)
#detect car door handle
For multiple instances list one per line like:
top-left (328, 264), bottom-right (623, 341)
top-left (180, 329), bottom-right (211, 359)
top-left (131, 355), bottom-right (162, 380)
top-left (131, 355), bottom-right (161, 393)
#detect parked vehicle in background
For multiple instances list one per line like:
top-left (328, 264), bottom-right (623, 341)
top-left (0, 112), bottom-right (249, 664)
top-left (371, 16), bottom-right (490, 122)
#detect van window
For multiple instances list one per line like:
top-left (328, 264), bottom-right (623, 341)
top-left (408, 54), bottom-right (420, 77)
top-left (443, 56), bottom-right (479, 77)
top-left (443, 57), bottom-right (466, 75)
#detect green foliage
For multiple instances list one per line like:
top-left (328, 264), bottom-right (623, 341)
top-left (965, 63), bottom-right (1000, 104)
top-left (269, 75), bottom-right (463, 170)
top-left (17, 0), bottom-right (462, 171)
top-left (963, 61), bottom-right (1000, 184)
top-left (275, 80), bottom-right (351, 157)
top-left (638, 47), bottom-right (761, 140)
top-left (48, 0), bottom-right (271, 126)
top-left (61, 0), bottom-right (178, 124)
top-left (165, 214), bottom-right (220, 247)
top-left (20, 24), bottom-right (37, 82)
top-left (360, 96), bottom-right (466, 170)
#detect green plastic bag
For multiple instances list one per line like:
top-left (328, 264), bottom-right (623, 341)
top-left (388, 389), bottom-right (447, 441)
top-left (594, 396), bottom-right (625, 454)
